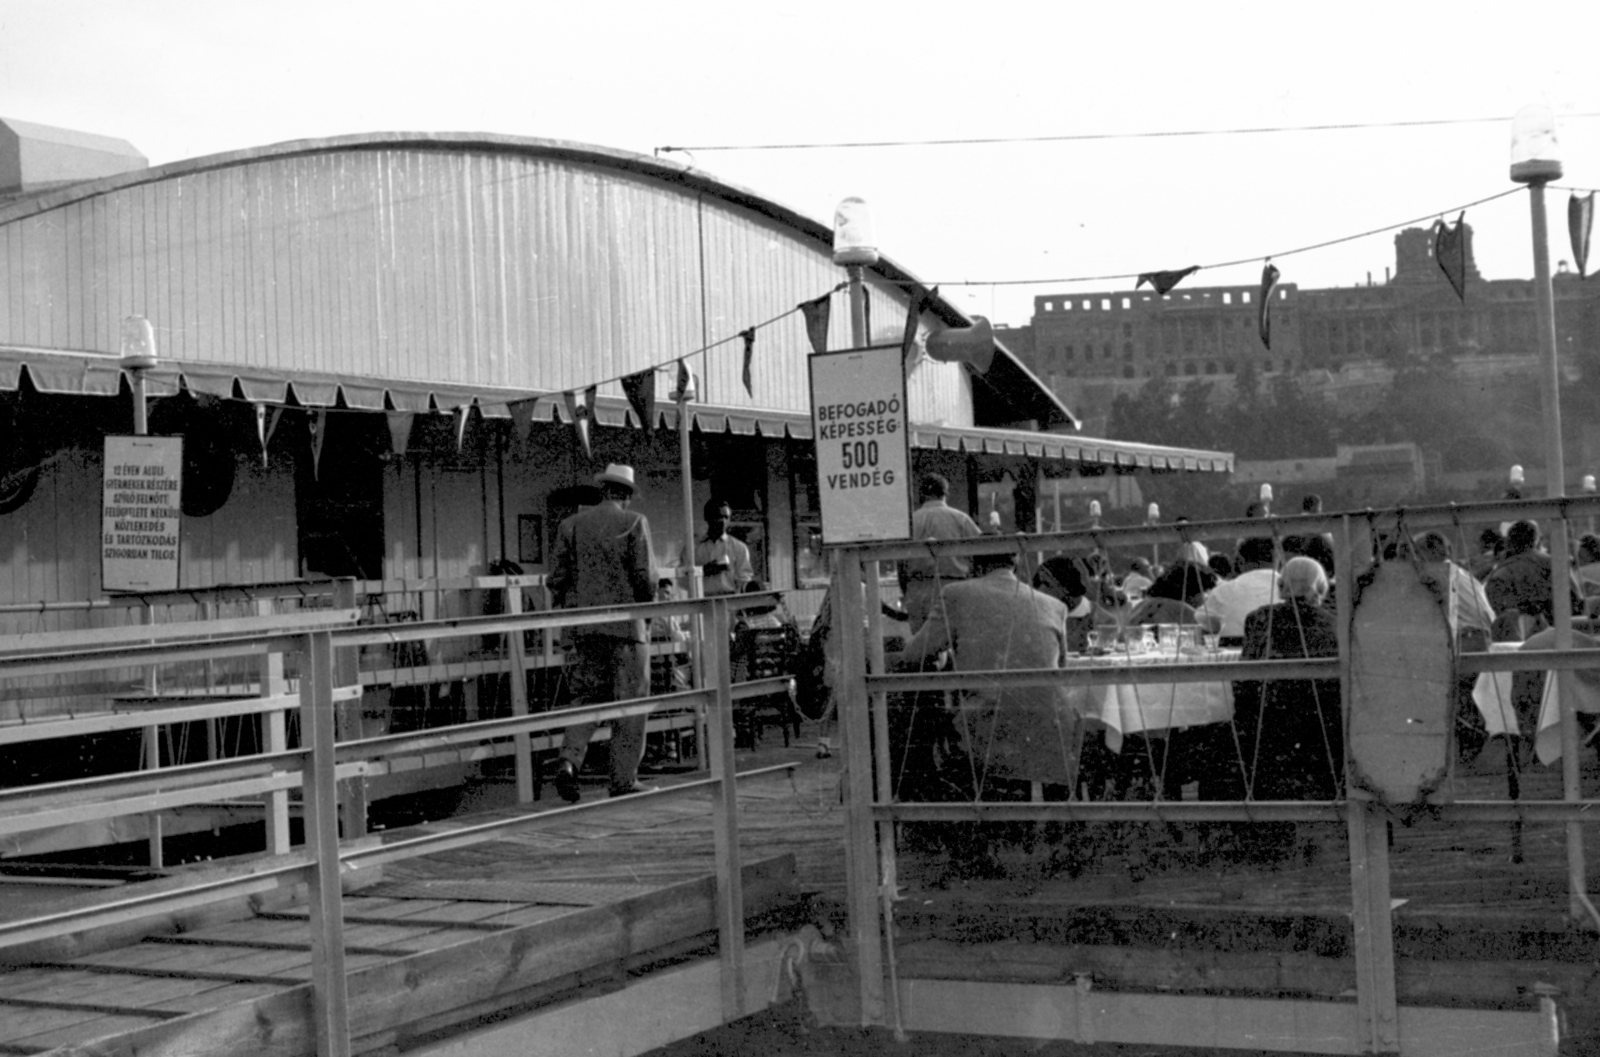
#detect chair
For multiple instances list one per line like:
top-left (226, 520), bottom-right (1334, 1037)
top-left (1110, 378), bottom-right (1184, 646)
top-left (731, 616), bottom-right (803, 748)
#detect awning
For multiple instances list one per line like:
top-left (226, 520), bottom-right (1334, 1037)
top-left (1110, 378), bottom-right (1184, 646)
top-left (0, 346), bottom-right (1233, 472)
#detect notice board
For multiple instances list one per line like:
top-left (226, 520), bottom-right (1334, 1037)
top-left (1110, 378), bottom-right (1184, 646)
top-left (808, 344), bottom-right (912, 544)
top-left (102, 435), bottom-right (183, 593)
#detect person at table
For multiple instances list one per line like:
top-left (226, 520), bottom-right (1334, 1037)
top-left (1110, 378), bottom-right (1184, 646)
top-left (898, 473), bottom-right (983, 633)
top-left (1282, 493), bottom-right (1336, 576)
top-left (1483, 519), bottom-right (1581, 641)
top-left (1119, 557), bottom-right (1155, 606)
top-left (1414, 531), bottom-right (1496, 761)
top-left (1469, 527), bottom-right (1504, 581)
top-left (896, 540), bottom-right (1078, 793)
top-left (1575, 534), bottom-right (1600, 601)
top-left (1033, 556), bottom-right (1096, 654)
top-left (1225, 556), bottom-right (1343, 860)
top-left (1195, 536), bottom-right (1280, 646)
top-left (1126, 559), bottom-right (1217, 628)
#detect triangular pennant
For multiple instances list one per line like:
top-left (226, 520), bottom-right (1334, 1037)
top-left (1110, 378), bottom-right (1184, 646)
top-left (676, 359), bottom-right (692, 400)
top-left (309, 409), bottom-right (326, 481)
top-left (453, 405), bottom-right (472, 453)
top-left (254, 403), bottom-right (270, 467)
top-left (799, 294), bottom-right (831, 355)
top-left (386, 411), bottom-right (413, 459)
top-left (259, 405), bottom-right (284, 469)
top-left (1434, 212), bottom-right (1468, 301)
top-left (1570, 192), bottom-right (1595, 278)
top-left (862, 287), bottom-right (872, 343)
top-left (740, 328), bottom-right (756, 397)
top-left (1258, 262), bottom-right (1280, 349)
top-left (509, 399), bottom-right (536, 442)
top-left (621, 369), bottom-right (656, 428)
top-left (901, 286), bottom-right (937, 373)
top-left (562, 387), bottom-right (595, 459)
top-left (1135, 266), bottom-right (1201, 295)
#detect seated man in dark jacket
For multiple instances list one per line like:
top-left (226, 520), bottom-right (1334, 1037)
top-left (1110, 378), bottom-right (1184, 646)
top-left (1484, 519), bottom-right (1581, 640)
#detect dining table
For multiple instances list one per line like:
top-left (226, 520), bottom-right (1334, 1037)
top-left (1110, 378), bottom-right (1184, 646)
top-left (1471, 636), bottom-right (1600, 765)
top-left (1064, 643), bottom-right (1240, 754)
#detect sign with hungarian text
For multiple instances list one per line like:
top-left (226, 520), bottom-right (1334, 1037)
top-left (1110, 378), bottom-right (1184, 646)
top-left (102, 435), bottom-right (183, 593)
top-left (808, 344), bottom-right (912, 544)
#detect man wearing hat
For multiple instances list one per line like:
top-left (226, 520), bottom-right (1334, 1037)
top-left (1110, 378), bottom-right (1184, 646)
top-left (547, 463), bottom-right (658, 801)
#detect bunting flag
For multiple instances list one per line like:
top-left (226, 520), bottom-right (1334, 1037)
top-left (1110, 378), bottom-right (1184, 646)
top-left (386, 411), bottom-right (413, 459)
top-left (1135, 266), bottom-right (1201, 295)
top-left (254, 403), bottom-right (284, 468)
top-left (901, 285), bottom-right (937, 372)
top-left (621, 369), bottom-right (656, 427)
top-left (562, 386), bottom-right (597, 459)
top-left (676, 358), bottom-right (692, 399)
top-left (862, 287), bottom-right (872, 343)
top-left (309, 409), bottom-right (326, 480)
top-left (509, 399), bottom-right (536, 442)
top-left (453, 405), bottom-right (471, 453)
top-left (799, 293), bottom-right (831, 355)
top-left (1571, 192), bottom-right (1595, 278)
top-left (1258, 262), bottom-right (1280, 349)
top-left (1434, 212), bottom-right (1468, 301)
top-left (739, 328), bottom-right (756, 397)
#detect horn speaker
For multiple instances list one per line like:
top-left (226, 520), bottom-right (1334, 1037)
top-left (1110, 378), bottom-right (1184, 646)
top-left (924, 316), bottom-right (995, 374)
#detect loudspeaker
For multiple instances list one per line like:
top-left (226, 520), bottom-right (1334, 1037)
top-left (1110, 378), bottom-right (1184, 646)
top-left (924, 315), bottom-right (995, 374)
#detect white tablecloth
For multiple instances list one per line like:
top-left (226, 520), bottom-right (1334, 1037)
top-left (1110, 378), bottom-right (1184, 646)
top-left (1065, 646), bottom-right (1236, 753)
top-left (1472, 641), bottom-right (1600, 764)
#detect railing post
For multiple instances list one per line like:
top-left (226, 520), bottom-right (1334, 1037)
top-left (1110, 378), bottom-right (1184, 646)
top-left (504, 578), bottom-right (535, 804)
top-left (1336, 516), bottom-right (1399, 1053)
top-left (302, 630), bottom-right (352, 1057)
top-left (331, 578), bottom-right (366, 839)
top-left (863, 562), bottom-right (905, 1038)
top-left (257, 598), bottom-right (291, 855)
top-left (838, 548), bottom-right (886, 1026)
top-left (705, 595), bottom-right (745, 1020)
top-left (142, 722), bottom-right (163, 869)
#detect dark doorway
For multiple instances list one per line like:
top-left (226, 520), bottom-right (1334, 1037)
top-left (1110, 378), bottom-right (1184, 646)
top-left (296, 413), bottom-right (386, 579)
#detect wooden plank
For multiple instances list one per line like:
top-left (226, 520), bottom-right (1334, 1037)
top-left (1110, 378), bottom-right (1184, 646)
top-left (29, 854), bottom-right (796, 1057)
top-left (413, 934), bottom-right (791, 1057)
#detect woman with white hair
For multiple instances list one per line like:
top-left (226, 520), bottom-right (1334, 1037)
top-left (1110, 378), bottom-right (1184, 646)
top-left (1220, 555), bottom-right (1343, 861)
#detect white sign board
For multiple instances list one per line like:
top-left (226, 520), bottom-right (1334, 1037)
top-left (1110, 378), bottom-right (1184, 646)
top-left (808, 344), bottom-right (912, 544)
top-left (102, 435), bottom-right (183, 593)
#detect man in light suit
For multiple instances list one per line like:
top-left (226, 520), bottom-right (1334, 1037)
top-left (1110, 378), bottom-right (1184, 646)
top-left (548, 463), bottom-right (657, 801)
top-left (896, 540), bottom-right (1079, 790)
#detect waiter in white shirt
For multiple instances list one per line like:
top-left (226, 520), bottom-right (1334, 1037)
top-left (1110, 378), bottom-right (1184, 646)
top-left (681, 498), bottom-right (754, 596)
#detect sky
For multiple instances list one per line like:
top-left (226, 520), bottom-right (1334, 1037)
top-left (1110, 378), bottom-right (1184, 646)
top-left (3, 0), bottom-right (1599, 327)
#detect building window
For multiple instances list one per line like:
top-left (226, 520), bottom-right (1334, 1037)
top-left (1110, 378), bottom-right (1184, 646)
top-left (1164, 363), bottom-right (1177, 376)
top-left (1205, 361), bottom-right (1218, 374)
top-left (1242, 291), bottom-right (1251, 303)
top-left (1123, 365), bottom-right (1136, 378)
top-left (1121, 297), bottom-right (1131, 309)
top-left (1043, 302), bottom-right (1053, 312)
top-left (1123, 342), bottom-right (1134, 358)
top-left (1223, 292), bottom-right (1232, 304)
top-left (1102, 343), bottom-right (1113, 359)
top-left (1100, 298), bottom-right (1112, 311)
top-left (1122, 322), bottom-right (1132, 337)
top-left (1184, 362), bottom-right (1198, 375)
top-left (1064, 345), bottom-right (1075, 360)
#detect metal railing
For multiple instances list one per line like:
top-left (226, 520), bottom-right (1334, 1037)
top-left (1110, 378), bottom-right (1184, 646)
top-left (828, 496), bottom-right (1600, 1055)
top-left (0, 590), bottom-right (793, 1057)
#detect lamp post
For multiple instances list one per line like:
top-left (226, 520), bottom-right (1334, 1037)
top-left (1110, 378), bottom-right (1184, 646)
top-left (1507, 463), bottom-right (1525, 500)
top-left (120, 316), bottom-right (157, 436)
top-left (1147, 501), bottom-right (1161, 569)
top-left (1584, 475), bottom-right (1596, 537)
top-left (1510, 104), bottom-right (1593, 925)
top-left (1258, 482), bottom-right (1273, 518)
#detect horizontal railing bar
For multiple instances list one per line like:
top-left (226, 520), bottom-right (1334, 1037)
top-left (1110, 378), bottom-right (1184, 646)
top-left (343, 762), bottom-right (799, 870)
top-left (872, 658), bottom-right (1337, 693)
top-left (0, 750), bottom-right (307, 811)
top-left (0, 774), bottom-right (303, 837)
top-left (853, 496), bottom-right (1600, 561)
top-left (879, 799), bottom-right (1600, 823)
top-left (0, 687), bottom-right (358, 747)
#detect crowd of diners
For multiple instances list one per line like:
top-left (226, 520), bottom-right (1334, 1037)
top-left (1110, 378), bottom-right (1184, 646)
top-left (808, 478), bottom-right (1600, 879)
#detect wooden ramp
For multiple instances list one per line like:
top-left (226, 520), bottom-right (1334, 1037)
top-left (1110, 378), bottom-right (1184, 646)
top-left (0, 753), bottom-right (820, 1057)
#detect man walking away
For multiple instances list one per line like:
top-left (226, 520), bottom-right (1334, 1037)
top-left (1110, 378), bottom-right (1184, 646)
top-left (548, 463), bottom-right (658, 802)
top-left (898, 473), bottom-right (982, 633)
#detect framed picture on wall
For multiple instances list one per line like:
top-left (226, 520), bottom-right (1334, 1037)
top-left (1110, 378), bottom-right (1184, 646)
top-left (517, 514), bottom-right (544, 566)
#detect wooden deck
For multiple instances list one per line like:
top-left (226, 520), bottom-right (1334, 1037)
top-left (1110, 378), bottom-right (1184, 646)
top-left (1, 723), bottom-right (1597, 1056)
